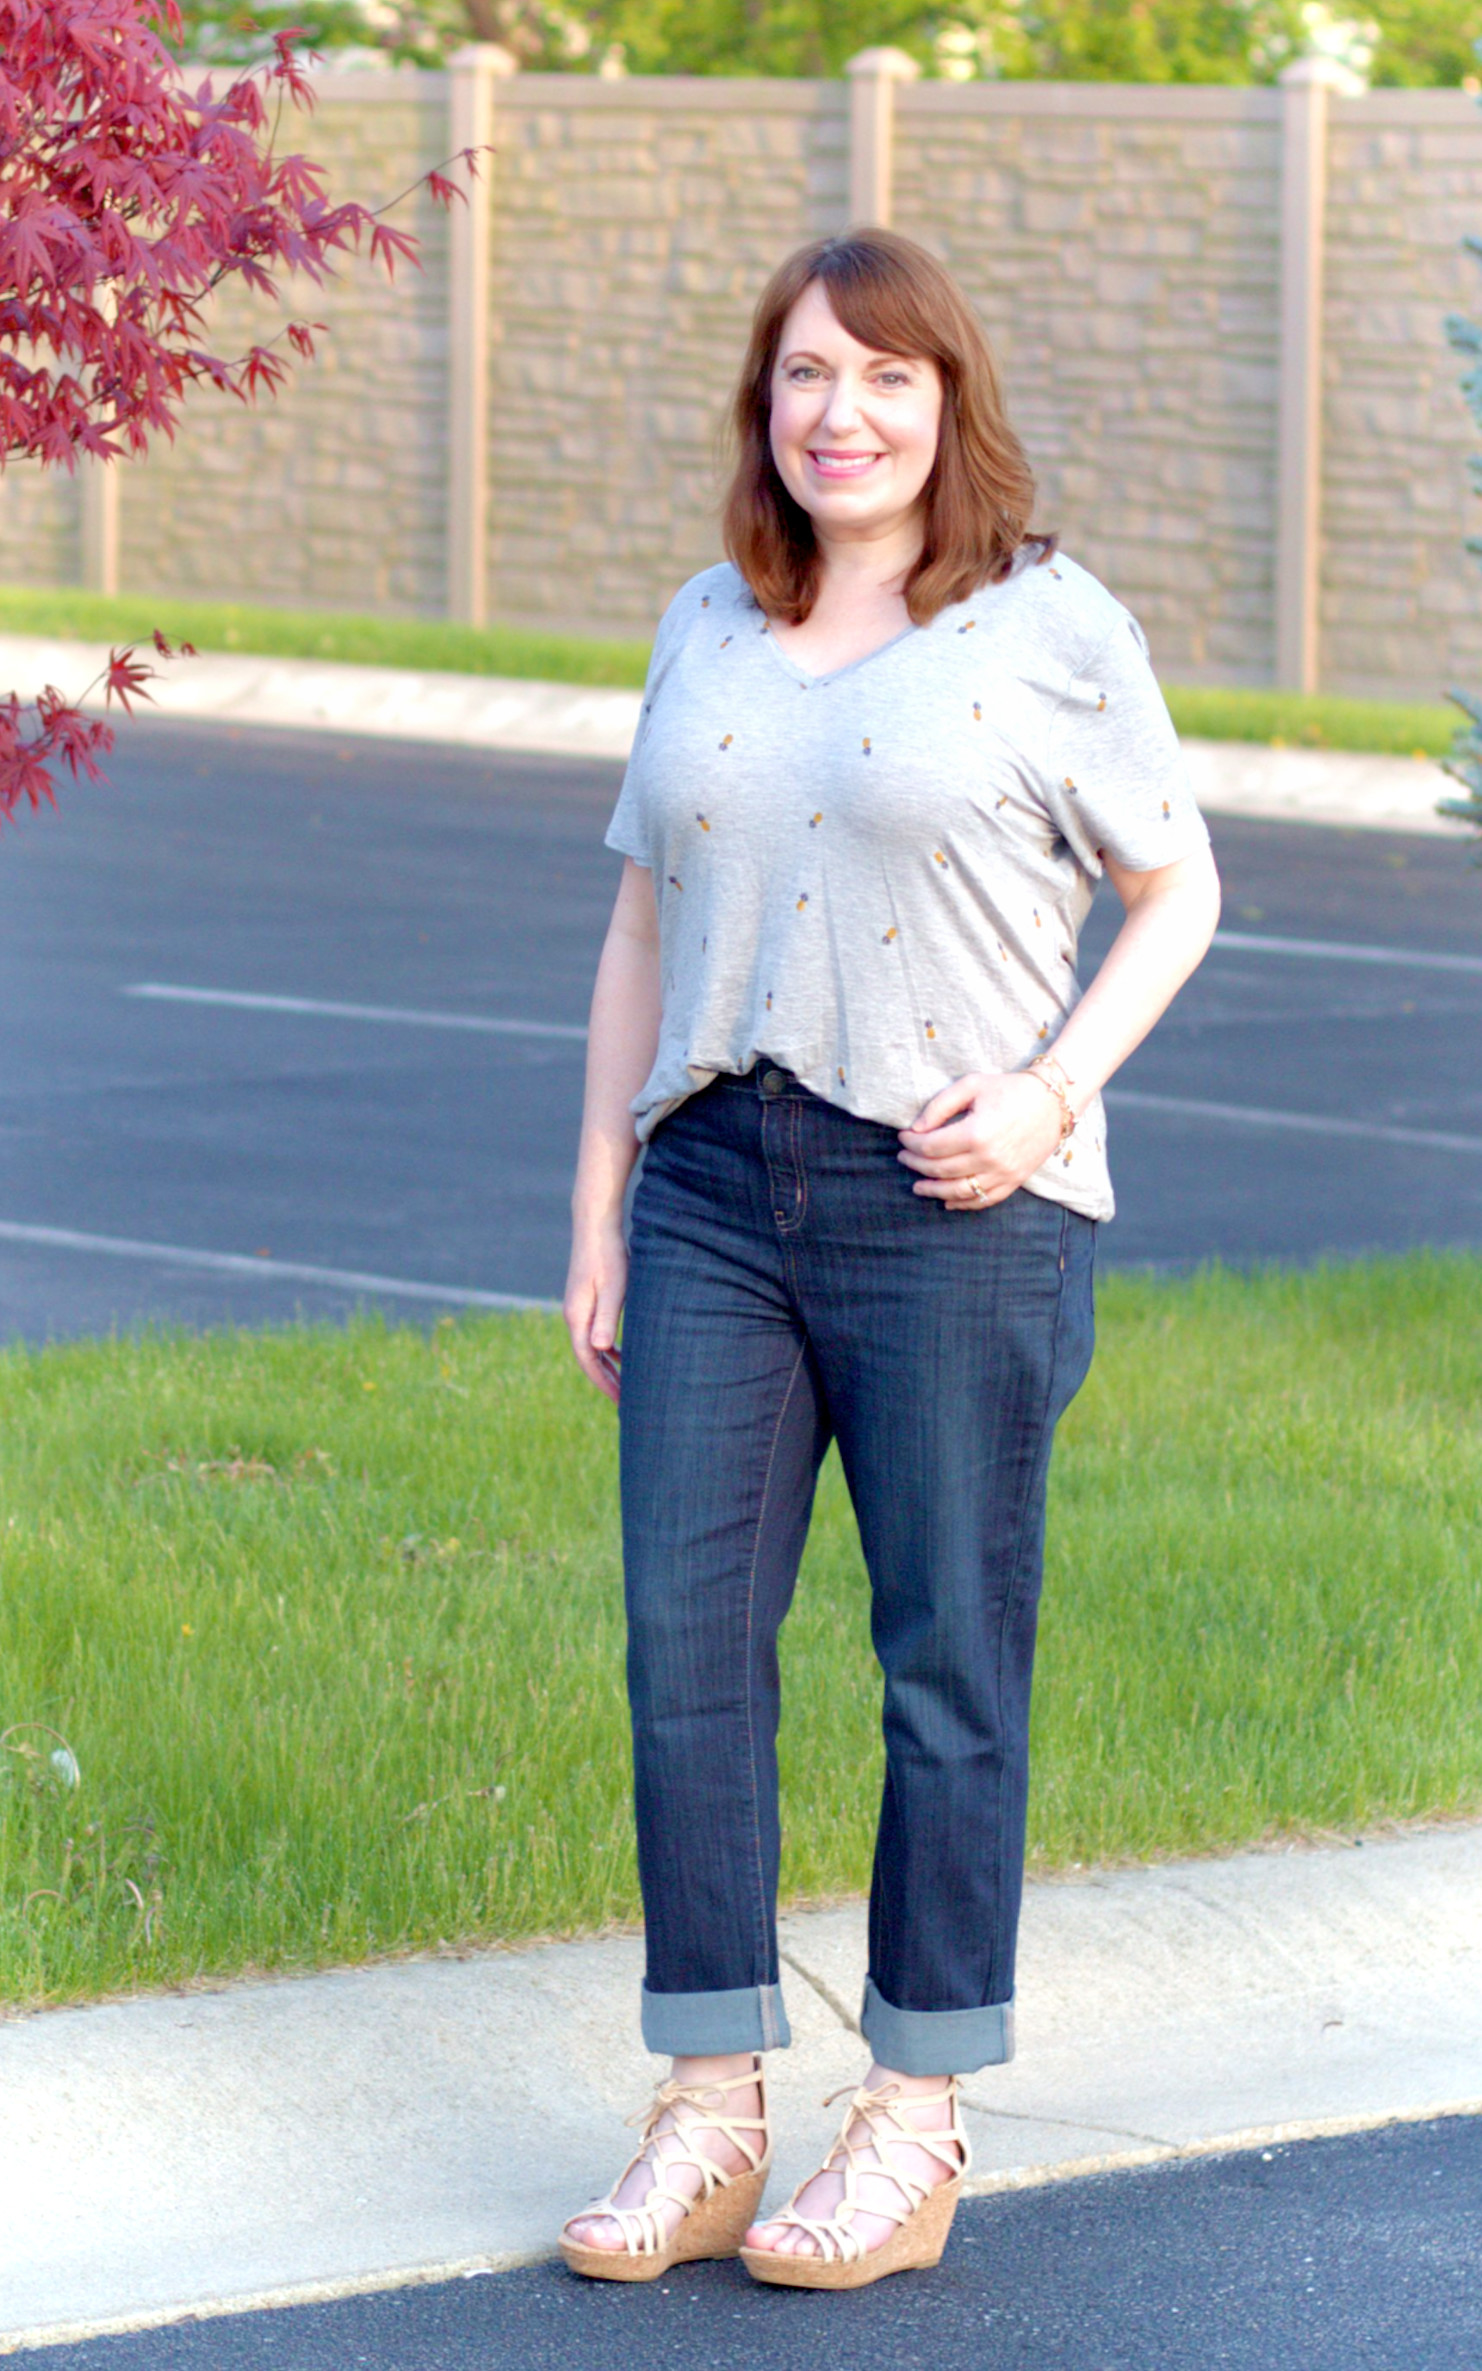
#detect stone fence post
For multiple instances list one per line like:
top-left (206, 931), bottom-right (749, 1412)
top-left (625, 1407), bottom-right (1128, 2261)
top-left (844, 48), bottom-right (920, 229)
top-left (79, 460), bottom-right (120, 598)
top-left (446, 44), bottom-right (517, 627)
top-left (1274, 55), bottom-right (1357, 693)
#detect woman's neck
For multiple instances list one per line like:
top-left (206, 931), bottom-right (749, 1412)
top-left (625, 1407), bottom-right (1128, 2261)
top-left (772, 523), bottom-right (924, 675)
top-left (811, 514), bottom-right (924, 604)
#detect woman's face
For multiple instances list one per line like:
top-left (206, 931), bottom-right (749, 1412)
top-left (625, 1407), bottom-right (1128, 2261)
top-left (768, 279), bottom-right (943, 545)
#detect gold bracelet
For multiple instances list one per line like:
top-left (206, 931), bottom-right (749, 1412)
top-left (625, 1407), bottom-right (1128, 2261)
top-left (1026, 1052), bottom-right (1077, 1146)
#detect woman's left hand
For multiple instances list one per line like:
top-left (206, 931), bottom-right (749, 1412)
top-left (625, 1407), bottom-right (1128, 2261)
top-left (897, 1071), bottom-right (1063, 1209)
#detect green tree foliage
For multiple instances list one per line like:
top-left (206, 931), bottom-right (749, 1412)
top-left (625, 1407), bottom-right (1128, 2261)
top-left (970, 0), bottom-right (1298, 85)
top-left (171, 0), bottom-right (600, 69)
top-left (1364, 0), bottom-right (1482, 86)
top-left (170, 0), bottom-right (1482, 82)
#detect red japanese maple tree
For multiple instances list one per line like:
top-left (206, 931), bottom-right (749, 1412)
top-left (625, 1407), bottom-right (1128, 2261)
top-left (0, 0), bottom-right (470, 821)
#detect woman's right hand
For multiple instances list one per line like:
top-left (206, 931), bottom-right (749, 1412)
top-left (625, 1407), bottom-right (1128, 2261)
top-left (564, 1218), bottom-right (629, 1405)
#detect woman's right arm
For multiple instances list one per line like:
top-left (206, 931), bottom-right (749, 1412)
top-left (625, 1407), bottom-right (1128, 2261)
top-left (564, 857), bottom-right (661, 1403)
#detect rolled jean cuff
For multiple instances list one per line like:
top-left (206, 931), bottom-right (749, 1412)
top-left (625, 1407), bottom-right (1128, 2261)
top-left (640, 1980), bottom-right (791, 2057)
top-left (860, 1976), bottom-right (1015, 2076)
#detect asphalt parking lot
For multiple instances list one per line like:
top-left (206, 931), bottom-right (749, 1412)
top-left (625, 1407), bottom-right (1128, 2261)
top-left (1, 712), bottom-right (1480, 1342)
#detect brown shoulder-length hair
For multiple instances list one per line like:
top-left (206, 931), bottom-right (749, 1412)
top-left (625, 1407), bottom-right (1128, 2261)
top-left (723, 229), bottom-right (1050, 626)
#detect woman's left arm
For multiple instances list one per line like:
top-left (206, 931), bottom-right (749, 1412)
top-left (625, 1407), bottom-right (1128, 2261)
top-left (898, 843), bottom-right (1221, 1205)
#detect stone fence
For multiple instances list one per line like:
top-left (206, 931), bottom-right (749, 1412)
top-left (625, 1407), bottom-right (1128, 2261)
top-left (2, 54), bottom-right (1479, 700)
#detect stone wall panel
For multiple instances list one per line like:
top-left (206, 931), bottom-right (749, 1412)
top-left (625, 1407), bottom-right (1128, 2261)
top-left (0, 469), bottom-right (78, 593)
top-left (1322, 99), bottom-right (1482, 701)
top-left (891, 90), bottom-right (1283, 683)
top-left (484, 77), bottom-right (846, 636)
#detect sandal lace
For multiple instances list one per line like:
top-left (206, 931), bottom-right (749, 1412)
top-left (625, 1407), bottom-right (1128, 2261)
top-left (563, 2064), bottom-right (769, 2260)
top-left (759, 2079), bottom-right (967, 2267)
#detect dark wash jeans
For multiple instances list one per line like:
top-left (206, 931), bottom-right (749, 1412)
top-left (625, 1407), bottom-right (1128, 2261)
top-left (619, 1063), bottom-right (1096, 2078)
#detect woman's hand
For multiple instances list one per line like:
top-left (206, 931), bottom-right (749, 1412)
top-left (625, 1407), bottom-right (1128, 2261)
top-left (897, 1071), bottom-right (1062, 1208)
top-left (564, 1218), bottom-right (629, 1404)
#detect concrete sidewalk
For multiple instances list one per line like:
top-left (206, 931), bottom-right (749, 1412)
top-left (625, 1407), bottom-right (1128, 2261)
top-left (0, 633), bottom-right (1465, 836)
top-left (2, 1822), bottom-right (1478, 2354)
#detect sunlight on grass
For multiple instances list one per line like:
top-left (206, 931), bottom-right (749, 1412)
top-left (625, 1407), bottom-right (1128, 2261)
top-left (2, 1258), bottom-right (1479, 2008)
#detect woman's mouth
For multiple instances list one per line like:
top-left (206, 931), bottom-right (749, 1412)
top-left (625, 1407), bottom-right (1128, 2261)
top-left (807, 450), bottom-right (883, 479)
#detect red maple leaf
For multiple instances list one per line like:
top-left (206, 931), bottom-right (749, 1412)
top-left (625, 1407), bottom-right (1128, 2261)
top-left (0, 1), bottom-right (486, 823)
top-left (103, 646), bottom-right (156, 713)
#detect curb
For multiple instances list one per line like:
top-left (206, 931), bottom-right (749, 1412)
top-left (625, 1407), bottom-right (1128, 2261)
top-left (7, 2099), bottom-right (1480, 2354)
top-left (0, 2253), bottom-right (549, 2359)
top-left (0, 635), bottom-right (643, 766)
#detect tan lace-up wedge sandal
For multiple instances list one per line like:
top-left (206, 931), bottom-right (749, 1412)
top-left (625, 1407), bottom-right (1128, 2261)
top-left (559, 2061), bottom-right (771, 2283)
top-left (740, 2076), bottom-right (969, 2291)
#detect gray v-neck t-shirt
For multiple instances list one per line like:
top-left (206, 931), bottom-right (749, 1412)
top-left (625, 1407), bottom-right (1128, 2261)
top-left (604, 549), bottom-right (1208, 1222)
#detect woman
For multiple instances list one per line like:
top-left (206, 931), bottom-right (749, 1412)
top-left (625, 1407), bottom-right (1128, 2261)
top-left (559, 229), bottom-right (1220, 2292)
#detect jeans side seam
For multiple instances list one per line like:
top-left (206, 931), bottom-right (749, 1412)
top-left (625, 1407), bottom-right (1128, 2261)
top-left (987, 1203), bottom-right (1074, 2007)
top-left (743, 1338), bottom-right (810, 1995)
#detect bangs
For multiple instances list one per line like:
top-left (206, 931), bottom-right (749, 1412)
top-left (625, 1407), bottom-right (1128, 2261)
top-left (807, 246), bottom-right (947, 372)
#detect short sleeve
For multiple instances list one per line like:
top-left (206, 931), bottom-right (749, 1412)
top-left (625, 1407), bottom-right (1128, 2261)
top-left (604, 590), bottom-right (690, 869)
top-left (1037, 611), bottom-right (1208, 876)
top-left (605, 733), bottom-right (653, 869)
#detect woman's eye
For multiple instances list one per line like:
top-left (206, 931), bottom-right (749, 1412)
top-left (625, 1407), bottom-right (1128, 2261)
top-left (787, 365), bottom-right (821, 382)
top-left (876, 370), bottom-right (910, 387)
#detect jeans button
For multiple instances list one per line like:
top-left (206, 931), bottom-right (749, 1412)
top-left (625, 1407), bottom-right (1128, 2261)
top-left (761, 1067), bottom-right (787, 1098)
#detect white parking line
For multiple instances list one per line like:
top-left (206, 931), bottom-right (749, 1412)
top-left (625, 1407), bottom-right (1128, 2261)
top-left (0, 1222), bottom-right (556, 1310)
top-left (124, 984), bottom-right (588, 1041)
top-left (1212, 930), bottom-right (1482, 975)
top-left (125, 929), bottom-right (1482, 1055)
top-left (1108, 1090), bottom-right (1482, 1156)
top-left (116, 975), bottom-right (1482, 1160)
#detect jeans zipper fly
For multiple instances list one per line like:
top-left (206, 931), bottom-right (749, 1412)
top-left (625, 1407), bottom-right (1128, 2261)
top-left (762, 1098), bottom-right (805, 1234)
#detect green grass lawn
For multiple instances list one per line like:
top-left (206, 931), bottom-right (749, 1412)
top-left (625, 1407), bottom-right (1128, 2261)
top-left (3, 1256), bottom-right (1480, 2012)
top-left (0, 587), bottom-right (653, 691)
top-left (0, 584), bottom-right (1462, 754)
top-left (1160, 683), bottom-right (1458, 760)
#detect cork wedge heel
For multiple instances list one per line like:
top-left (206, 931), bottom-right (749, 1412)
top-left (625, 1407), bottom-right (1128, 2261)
top-left (740, 2076), bottom-right (969, 2292)
top-left (559, 2061), bottom-right (771, 2284)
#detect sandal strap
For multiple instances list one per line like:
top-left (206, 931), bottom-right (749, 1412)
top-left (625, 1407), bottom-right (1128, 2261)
top-left (563, 2060), bottom-right (769, 2260)
top-left (762, 2077), bottom-right (968, 2260)
top-left (770, 2210), bottom-right (866, 2265)
top-left (629, 2069), bottom-right (770, 2177)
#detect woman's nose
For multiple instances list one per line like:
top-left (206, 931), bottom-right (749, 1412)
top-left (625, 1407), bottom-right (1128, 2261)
top-left (820, 378), bottom-right (864, 433)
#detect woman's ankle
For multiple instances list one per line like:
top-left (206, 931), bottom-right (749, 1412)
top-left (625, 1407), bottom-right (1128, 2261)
top-left (865, 2060), bottom-right (954, 2100)
top-left (671, 2050), bottom-right (760, 2087)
